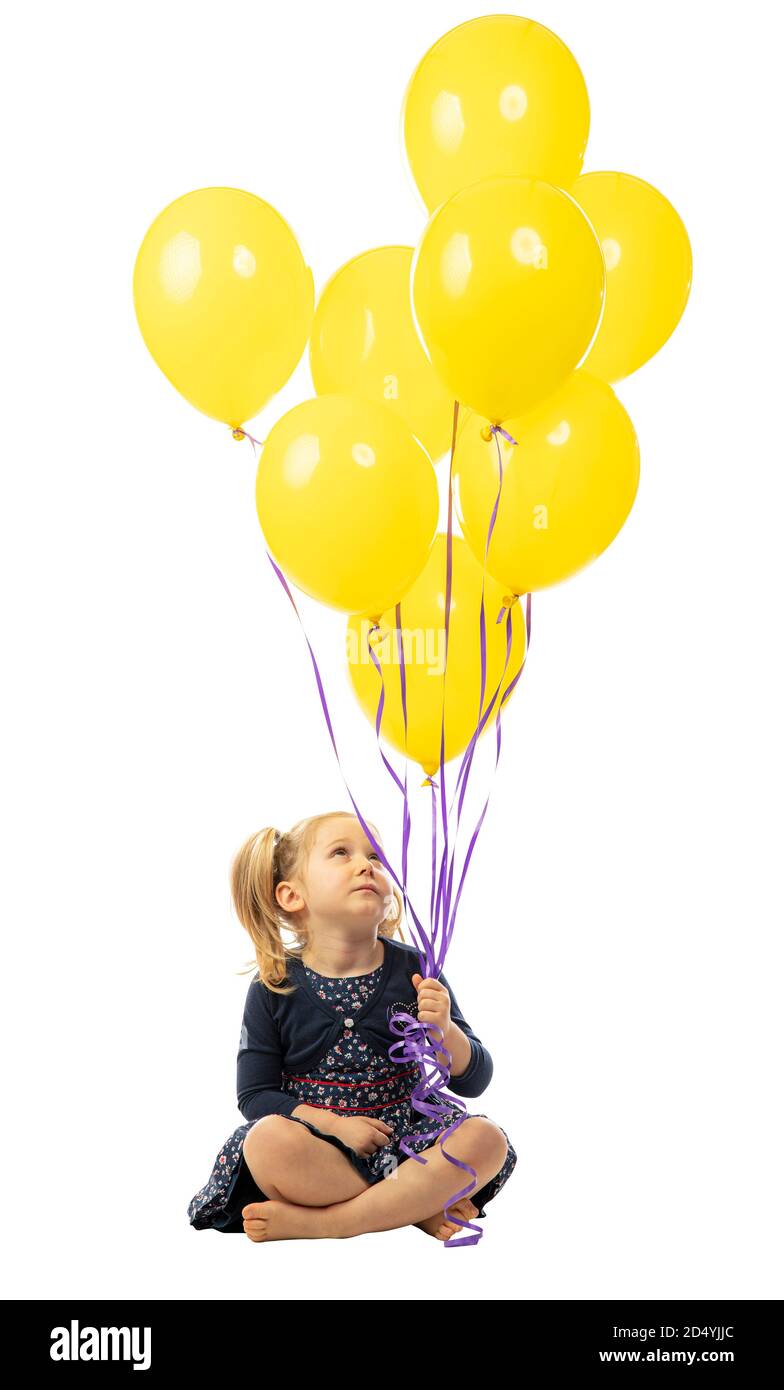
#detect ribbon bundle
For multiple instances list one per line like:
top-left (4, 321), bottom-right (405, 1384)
top-left (262, 403), bottom-right (531, 1246)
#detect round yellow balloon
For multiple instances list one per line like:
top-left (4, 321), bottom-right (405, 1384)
top-left (403, 14), bottom-right (590, 212)
top-left (570, 171), bottom-right (693, 382)
top-left (256, 396), bottom-right (438, 617)
top-left (310, 246), bottom-right (455, 461)
top-left (133, 186), bottom-right (314, 427)
top-left (412, 176), bottom-right (605, 423)
top-left (453, 372), bottom-right (640, 593)
top-left (347, 534), bottom-right (526, 776)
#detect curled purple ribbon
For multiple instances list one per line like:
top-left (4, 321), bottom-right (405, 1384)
top-left (259, 405), bottom-right (531, 1247)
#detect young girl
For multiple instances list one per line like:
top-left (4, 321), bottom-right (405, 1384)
top-left (187, 810), bottom-right (518, 1243)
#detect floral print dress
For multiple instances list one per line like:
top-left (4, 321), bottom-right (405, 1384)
top-left (187, 960), bottom-right (518, 1232)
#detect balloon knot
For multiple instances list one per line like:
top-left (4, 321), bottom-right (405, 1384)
top-left (491, 424), bottom-right (519, 446)
top-left (481, 423), bottom-right (518, 445)
top-left (496, 593), bottom-right (520, 622)
top-left (230, 426), bottom-right (264, 452)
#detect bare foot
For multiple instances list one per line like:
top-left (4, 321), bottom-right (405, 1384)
top-left (241, 1199), bottom-right (340, 1242)
top-left (414, 1197), bottom-right (480, 1241)
top-left (240, 1196), bottom-right (481, 1243)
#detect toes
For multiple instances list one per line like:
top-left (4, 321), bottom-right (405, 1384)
top-left (243, 1226), bottom-right (265, 1243)
top-left (447, 1198), bottom-right (478, 1221)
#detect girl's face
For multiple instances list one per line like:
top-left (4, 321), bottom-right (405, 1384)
top-left (299, 820), bottom-right (394, 925)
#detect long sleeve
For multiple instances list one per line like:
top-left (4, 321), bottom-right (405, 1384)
top-left (236, 978), bottom-right (301, 1121)
top-left (438, 969), bottom-right (494, 1098)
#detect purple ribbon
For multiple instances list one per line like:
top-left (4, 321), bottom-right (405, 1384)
top-left (258, 405), bottom-right (531, 1247)
top-left (370, 410), bottom-right (531, 1244)
top-left (231, 426), bottom-right (265, 451)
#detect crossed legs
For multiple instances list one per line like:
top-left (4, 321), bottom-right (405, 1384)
top-left (241, 1114), bottom-right (508, 1241)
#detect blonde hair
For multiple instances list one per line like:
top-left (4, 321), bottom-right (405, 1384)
top-left (232, 810), bottom-right (407, 996)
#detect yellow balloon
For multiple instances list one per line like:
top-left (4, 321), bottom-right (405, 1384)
top-left (347, 534), bottom-right (526, 776)
top-left (403, 14), bottom-right (590, 212)
top-left (453, 372), bottom-right (640, 593)
top-left (412, 176), bottom-right (605, 423)
top-left (134, 186), bottom-right (314, 427)
top-left (256, 396), bottom-right (438, 617)
top-left (570, 172), bottom-right (693, 382)
top-left (309, 246), bottom-right (455, 461)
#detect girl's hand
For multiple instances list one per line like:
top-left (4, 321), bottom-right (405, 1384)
top-left (411, 972), bottom-right (452, 1048)
top-left (336, 1116), bottom-right (395, 1158)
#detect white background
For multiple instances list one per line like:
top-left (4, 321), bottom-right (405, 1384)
top-left (2, 0), bottom-right (782, 1301)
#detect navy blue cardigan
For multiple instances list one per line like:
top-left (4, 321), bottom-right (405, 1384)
top-left (237, 935), bottom-right (493, 1121)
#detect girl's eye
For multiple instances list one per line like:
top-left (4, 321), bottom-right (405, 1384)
top-left (331, 847), bottom-right (381, 860)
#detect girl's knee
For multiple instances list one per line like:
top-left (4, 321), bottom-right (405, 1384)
top-left (454, 1116), bottom-right (508, 1165)
top-left (243, 1114), bottom-right (301, 1163)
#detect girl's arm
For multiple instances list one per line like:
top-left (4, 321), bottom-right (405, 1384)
top-left (434, 1020), bottom-right (473, 1078)
top-left (236, 982), bottom-right (300, 1121)
top-left (434, 971), bottom-right (494, 1097)
top-left (236, 981), bottom-right (348, 1135)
